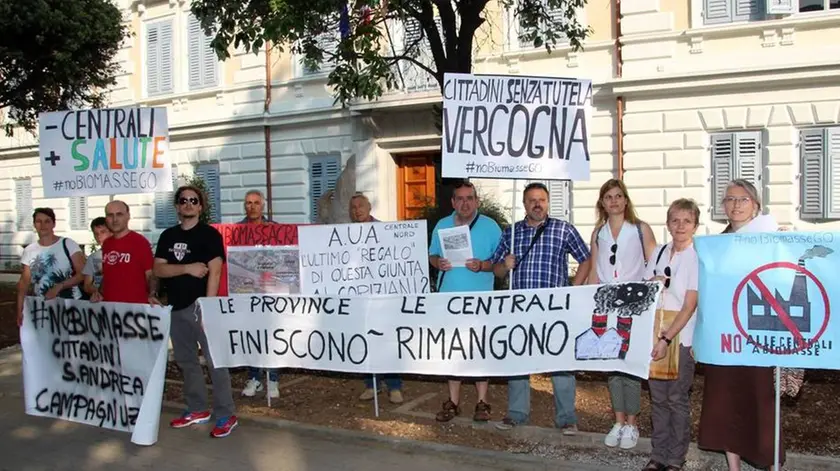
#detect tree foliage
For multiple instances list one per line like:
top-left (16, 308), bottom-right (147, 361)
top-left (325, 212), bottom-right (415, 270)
top-left (192, 0), bottom-right (590, 105)
top-left (412, 191), bottom-right (511, 291)
top-left (0, 0), bottom-right (128, 135)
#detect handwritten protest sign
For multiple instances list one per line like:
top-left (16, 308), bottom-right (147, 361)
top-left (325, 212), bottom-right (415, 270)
top-left (38, 107), bottom-right (171, 197)
top-left (211, 223), bottom-right (302, 296)
top-left (694, 231), bottom-right (840, 369)
top-left (20, 298), bottom-right (171, 445)
top-left (228, 246), bottom-right (300, 294)
top-left (441, 73), bottom-right (592, 180)
top-left (298, 221), bottom-right (429, 295)
top-left (199, 282), bottom-right (661, 378)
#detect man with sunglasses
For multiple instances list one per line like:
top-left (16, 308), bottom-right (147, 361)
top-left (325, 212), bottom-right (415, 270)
top-left (153, 185), bottom-right (238, 438)
top-left (491, 182), bottom-right (592, 434)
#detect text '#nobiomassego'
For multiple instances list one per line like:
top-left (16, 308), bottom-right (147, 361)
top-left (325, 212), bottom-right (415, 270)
top-left (52, 171), bottom-right (160, 193)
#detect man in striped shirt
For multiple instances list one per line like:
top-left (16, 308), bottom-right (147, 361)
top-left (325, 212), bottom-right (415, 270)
top-left (491, 182), bottom-right (592, 434)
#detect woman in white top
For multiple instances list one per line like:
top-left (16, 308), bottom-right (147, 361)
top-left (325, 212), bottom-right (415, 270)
top-left (587, 179), bottom-right (657, 450)
top-left (643, 198), bottom-right (700, 471)
top-left (16, 207), bottom-right (86, 326)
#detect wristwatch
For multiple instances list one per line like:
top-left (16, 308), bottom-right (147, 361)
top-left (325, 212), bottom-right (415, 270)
top-left (659, 335), bottom-right (672, 345)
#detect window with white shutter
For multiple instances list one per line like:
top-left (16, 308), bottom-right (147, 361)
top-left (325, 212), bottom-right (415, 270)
top-left (155, 165), bottom-right (180, 229)
top-left (69, 197), bottom-right (88, 231)
top-left (309, 156), bottom-right (341, 222)
top-left (14, 178), bottom-right (33, 231)
top-left (516, 1), bottom-right (569, 49)
top-left (188, 14), bottom-right (219, 90)
top-left (395, 17), bottom-right (443, 91)
top-left (196, 163), bottom-right (221, 223)
top-left (301, 34), bottom-right (339, 76)
top-left (709, 130), bottom-right (765, 221)
top-left (799, 126), bottom-right (840, 221)
top-left (146, 20), bottom-right (174, 96)
top-left (703, 0), bottom-right (764, 25)
top-left (531, 179), bottom-right (572, 221)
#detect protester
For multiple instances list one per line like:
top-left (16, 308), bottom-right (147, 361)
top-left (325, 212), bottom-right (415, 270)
top-left (587, 179), bottom-right (656, 449)
top-left (350, 192), bottom-right (378, 223)
top-left (643, 198), bottom-right (700, 471)
top-left (698, 179), bottom-right (784, 470)
top-left (238, 190), bottom-right (282, 399)
top-left (154, 186), bottom-right (238, 438)
top-left (90, 201), bottom-right (158, 304)
top-left (428, 180), bottom-right (502, 422)
top-left (16, 208), bottom-right (86, 326)
top-left (491, 182), bottom-right (592, 434)
top-left (350, 192), bottom-right (403, 403)
top-left (82, 216), bottom-right (111, 298)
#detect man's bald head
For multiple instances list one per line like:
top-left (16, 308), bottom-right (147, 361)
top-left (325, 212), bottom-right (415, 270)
top-left (105, 200), bottom-right (131, 237)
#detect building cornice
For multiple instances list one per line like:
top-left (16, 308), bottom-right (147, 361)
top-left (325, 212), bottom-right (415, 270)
top-left (603, 60), bottom-right (840, 97)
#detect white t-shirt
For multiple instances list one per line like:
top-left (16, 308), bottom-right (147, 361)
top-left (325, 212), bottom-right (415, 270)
top-left (21, 238), bottom-right (83, 299)
top-left (644, 242), bottom-right (699, 347)
top-left (594, 222), bottom-right (647, 283)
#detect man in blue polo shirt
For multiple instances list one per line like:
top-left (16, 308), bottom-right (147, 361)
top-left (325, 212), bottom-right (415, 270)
top-left (429, 180), bottom-right (502, 423)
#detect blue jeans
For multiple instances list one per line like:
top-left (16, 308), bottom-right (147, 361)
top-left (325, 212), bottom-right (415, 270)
top-left (506, 373), bottom-right (576, 427)
top-left (365, 374), bottom-right (402, 391)
top-left (248, 367), bottom-right (279, 382)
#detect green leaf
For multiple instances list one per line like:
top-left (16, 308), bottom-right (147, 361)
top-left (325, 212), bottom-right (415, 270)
top-left (0, 0), bottom-right (128, 135)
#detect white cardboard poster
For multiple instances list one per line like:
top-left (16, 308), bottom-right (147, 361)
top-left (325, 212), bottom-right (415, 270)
top-left (20, 298), bottom-right (171, 445)
top-left (38, 107), bottom-right (172, 197)
top-left (441, 73), bottom-right (593, 181)
top-left (298, 221), bottom-right (430, 295)
top-left (199, 282), bottom-right (662, 379)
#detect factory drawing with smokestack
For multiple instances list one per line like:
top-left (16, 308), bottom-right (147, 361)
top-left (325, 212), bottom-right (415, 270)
top-left (747, 245), bottom-right (833, 332)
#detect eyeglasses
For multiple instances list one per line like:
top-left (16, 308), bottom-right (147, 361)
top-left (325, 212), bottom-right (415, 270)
top-left (664, 266), bottom-right (671, 289)
top-left (609, 244), bottom-right (617, 265)
top-left (179, 197), bottom-right (200, 206)
top-left (723, 196), bottom-right (751, 206)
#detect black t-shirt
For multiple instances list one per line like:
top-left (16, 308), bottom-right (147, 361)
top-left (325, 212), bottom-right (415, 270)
top-left (155, 223), bottom-right (225, 310)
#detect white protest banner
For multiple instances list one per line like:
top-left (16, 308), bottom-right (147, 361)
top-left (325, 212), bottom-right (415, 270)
top-left (298, 221), bottom-right (430, 295)
top-left (199, 282), bottom-right (661, 378)
top-left (20, 298), bottom-right (171, 445)
top-left (441, 73), bottom-right (592, 181)
top-left (38, 107), bottom-right (171, 197)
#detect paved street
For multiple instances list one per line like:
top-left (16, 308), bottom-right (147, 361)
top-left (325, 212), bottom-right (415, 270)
top-left (0, 346), bottom-right (606, 471)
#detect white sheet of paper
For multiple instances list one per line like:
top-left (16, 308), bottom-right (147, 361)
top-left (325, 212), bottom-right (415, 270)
top-left (439, 225), bottom-right (473, 267)
top-left (738, 214), bottom-right (779, 233)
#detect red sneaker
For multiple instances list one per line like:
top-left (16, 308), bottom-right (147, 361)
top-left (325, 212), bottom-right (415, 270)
top-left (210, 415), bottom-right (238, 438)
top-left (170, 410), bottom-right (211, 428)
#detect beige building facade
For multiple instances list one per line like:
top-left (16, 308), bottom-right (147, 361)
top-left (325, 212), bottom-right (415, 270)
top-left (1, 0), bottom-right (839, 267)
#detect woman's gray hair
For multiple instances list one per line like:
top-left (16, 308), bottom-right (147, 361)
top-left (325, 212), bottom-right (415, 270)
top-left (722, 178), bottom-right (762, 233)
top-left (725, 179), bottom-right (762, 211)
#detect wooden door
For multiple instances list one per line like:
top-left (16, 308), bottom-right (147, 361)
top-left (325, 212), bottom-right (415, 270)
top-left (396, 154), bottom-right (436, 220)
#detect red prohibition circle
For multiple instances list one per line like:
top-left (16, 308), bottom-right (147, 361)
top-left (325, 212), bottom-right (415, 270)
top-left (731, 261), bottom-right (830, 355)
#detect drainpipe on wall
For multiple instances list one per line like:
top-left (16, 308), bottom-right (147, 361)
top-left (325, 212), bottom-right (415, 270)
top-left (615, 0), bottom-right (625, 180)
top-left (264, 41), bottom-right (274, 220)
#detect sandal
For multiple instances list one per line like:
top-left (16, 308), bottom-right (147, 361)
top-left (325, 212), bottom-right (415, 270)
top-left (473, 400), bottom-right (491, 422)
top-left (663, 466), bottom-right (682, 471)
top-left (642, 460), bottom-right (665, 471)
top-left (435, 399), bottom-right (460, 422)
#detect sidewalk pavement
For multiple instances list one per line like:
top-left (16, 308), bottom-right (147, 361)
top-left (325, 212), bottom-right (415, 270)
top-left (0, 346), bottom-right (606, 471)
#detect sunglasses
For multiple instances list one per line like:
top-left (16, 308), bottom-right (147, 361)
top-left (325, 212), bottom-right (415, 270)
top-left (609, 244), bottom-right (617, 265)
top-left (179, 197), bottom-right (200, 206)
top-left (664, 266), bottom-right (671, 289)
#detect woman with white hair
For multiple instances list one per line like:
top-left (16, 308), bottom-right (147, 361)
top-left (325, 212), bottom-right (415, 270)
top-left (698, 179), bottom-right (784, 471)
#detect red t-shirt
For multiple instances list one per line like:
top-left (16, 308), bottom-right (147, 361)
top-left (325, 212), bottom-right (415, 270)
top-left (101, 231), bottom-right (154, 304)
